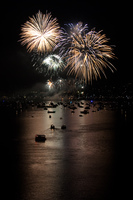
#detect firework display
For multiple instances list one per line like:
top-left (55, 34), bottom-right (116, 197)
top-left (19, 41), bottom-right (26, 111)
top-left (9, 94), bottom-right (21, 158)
top-left (20, 11), bottom-right (61, 53)
top-left (20, 12), bottom-right (116, 84)
top-left (56, 23), bottom-right (116, 83)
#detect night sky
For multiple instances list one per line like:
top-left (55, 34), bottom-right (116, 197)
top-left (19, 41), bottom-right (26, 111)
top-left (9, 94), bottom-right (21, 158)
top-left (1, 1), bottom-right (131, 93)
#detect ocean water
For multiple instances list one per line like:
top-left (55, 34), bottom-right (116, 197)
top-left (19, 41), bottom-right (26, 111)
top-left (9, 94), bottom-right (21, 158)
top-left (1, 101), bottom-right (132, 199)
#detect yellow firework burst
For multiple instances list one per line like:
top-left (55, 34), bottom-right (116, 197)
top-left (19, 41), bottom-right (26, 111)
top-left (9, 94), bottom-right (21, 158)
top-left (20, 11), bottom-right (61, 53)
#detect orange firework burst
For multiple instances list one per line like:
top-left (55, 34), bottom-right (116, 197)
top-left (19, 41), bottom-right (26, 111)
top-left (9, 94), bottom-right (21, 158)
top-left (57, 23), bottom-right (116, 83)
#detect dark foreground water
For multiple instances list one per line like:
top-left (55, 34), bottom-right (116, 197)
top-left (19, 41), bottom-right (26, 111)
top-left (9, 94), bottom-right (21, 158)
top-left (1, 101), bottom-right (132, 199)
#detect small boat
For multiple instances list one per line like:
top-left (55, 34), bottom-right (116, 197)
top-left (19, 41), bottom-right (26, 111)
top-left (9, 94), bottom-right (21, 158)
top-left (35, 134), bottom-right (46, 142)
top-left (61, 124), bottom-right (66, 129)
top-left (78, 103), bottom-right (84, 108)
top-left (71, 110), bottom-right (75, 113)
top-left (45, 103), bottom-right (58, 108)
top-left (50, 124), bottom-right (55, 129)
top-left (85, 106), bottom-right (90, 109)
top-left (68, 105), bottom-right (77, 110)
top-left (80, 110), bottom-right (89, 114)
top-left (47, 110), bottom-right (56, 113)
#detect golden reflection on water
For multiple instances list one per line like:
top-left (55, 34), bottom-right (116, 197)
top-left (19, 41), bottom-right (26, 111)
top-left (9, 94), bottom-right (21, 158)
top-left (11, 101), bottom-right (118, 199)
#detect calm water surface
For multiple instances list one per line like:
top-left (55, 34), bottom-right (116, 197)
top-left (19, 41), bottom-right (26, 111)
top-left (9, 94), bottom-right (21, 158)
top-left (1, 101), bottom-right (132, 199)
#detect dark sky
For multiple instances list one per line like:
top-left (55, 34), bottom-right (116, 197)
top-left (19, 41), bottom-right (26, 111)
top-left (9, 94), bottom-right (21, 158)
top-left (1, 0), bottom-right (131, 92)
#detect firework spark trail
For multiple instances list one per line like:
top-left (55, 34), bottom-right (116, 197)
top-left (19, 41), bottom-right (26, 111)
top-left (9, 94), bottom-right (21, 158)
top-left (55, 23), bottom-right (116, 83)
top-left (20, 11), bottom-right (61, 53)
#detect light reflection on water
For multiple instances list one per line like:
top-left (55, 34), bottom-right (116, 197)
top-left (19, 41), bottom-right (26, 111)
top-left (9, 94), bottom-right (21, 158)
top-left (1, 101), bottom-right (131, 199)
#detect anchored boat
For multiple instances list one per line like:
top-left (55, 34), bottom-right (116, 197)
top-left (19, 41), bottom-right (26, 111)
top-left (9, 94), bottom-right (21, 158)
top-left (35, 134), bottom-right (46, 142)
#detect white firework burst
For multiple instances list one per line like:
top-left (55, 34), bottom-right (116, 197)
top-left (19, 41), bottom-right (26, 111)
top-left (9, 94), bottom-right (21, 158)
top-left (20, 11), bottom-right (61, 53)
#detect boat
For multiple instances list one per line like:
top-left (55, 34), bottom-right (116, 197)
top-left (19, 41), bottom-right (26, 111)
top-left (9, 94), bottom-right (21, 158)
top-left (47, 110), bottom-right (56, 113)
top-left (85, 106), bottom-right (90, 109)
top-left (71, 110), bottom-right (75, 113)
top-left (68, 105), bottom-right (77, 110)
top-left (45, 103), bottom-right (58, 108)
top-left (61, 124), bottom-right (66, 129)
top-left (78, 103), bottom-right (84, 108)
top-left (45, 105), bottom-right (57, 108)
top-left (35, 134), bottom-right (46, 142)
top-left (80, 110), bottom-right (89, 114)
top-left (50, 124), bottom-right (55, 129)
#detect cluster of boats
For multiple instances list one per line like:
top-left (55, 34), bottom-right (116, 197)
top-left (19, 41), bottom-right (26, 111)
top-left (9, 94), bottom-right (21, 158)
top-left (35, 124), bottom-right (66, 142)
top-left (41, 101), bottom-right (98, 116)
top-left (34, 100), bottom-right (114, 143)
